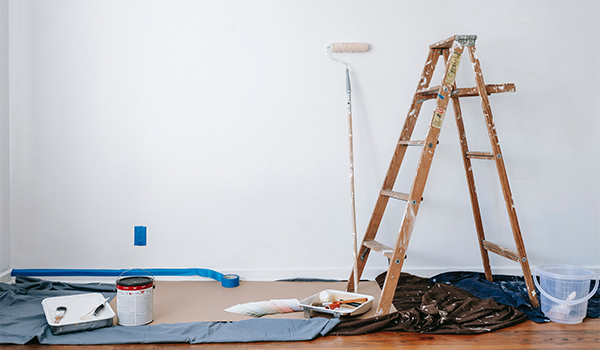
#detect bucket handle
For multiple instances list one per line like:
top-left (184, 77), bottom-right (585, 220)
top-left (533, 267), bottom-right (599, 306)
top-left (116, 268), bottom-right (155, 283)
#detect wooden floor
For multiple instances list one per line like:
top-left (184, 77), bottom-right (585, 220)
top-left (2, 318), bottom-right (598, 350)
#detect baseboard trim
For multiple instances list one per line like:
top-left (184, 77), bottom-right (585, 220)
top-left (0, 268), bottom-right (12, 282)
top-left (6, 265), bottom-right (599, 283)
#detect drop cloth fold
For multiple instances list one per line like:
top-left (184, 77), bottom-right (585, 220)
top-left (0, 276), bottom-right (339, 345)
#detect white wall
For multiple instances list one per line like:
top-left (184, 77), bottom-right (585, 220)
top-left (6, 0), bottom-right (599, 280)
top-left (0, 0), bottom-right (10, 281)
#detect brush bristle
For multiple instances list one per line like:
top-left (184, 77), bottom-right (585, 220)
top-left (330, 42), bottom-right (369, 53)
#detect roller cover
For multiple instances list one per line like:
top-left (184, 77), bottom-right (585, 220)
top-left (330, 42), bottom-right (369, 52)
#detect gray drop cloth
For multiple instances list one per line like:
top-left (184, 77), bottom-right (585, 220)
top-left (0, 277), bottom-right (339, 345)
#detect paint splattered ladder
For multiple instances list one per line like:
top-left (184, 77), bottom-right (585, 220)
top-left (346, 35), bottom-right (540, 316)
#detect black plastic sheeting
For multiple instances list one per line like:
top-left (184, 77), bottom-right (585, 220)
top-left (331, 273), bottom-right (527, 335)
top-left (430, 271), bottom-right (599, 321)
top-left (330, 271), bottom-right (598, 335)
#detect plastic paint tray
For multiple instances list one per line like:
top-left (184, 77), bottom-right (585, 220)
top-left (299, 289), bottom-right (374, 318)
top-left (41, 293), bottom-right (115, 335)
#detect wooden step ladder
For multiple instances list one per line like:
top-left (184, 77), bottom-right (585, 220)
top-left (346, 35), bottom-right (540, 316)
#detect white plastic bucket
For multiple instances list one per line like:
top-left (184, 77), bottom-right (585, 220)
top-left (534, 264), bottom-right (598, 324)
top-left (116, 271), bottom-right (155, 326)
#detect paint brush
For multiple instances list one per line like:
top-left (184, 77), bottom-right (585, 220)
top-left (54, 306), bottom-right (67, 324)
top-left (80, 298), bottom-right (109, 320)
top-left (325, 298), bottom-right (368, 310)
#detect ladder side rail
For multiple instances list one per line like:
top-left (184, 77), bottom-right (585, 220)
top-left (442, 47), bottom-right (495, 282)
top-left (466, 46), bottom-right (540, 308)
top-left (346, 48), bottom-right (441, 292)
top-left (376, 44), bottom-right (467, 316)
top-left (449, 85), bottom-right (494, 283)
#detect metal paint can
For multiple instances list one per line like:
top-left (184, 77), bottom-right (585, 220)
top-left (116, 274), bottom-right (154, 326)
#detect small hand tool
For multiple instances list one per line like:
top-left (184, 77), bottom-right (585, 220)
top-left (80, 298), bottom-right (109, 320)
top-left (325, 298), bottom-right (368, 310)
top-left (54, 306), bottom-right (67, 324)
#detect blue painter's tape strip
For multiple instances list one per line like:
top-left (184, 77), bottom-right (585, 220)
top-left (11, 268), bottom-right (240, 288)
top-left (220, 274), bottom-right (240, 288)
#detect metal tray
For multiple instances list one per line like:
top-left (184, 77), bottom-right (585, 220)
top-left (299, 289), bottom-right (374, 318)
top-left (41, 293), bottom-right (115, 335)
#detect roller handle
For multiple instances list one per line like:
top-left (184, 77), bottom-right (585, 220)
top-left (345, 67), bottom-right (351, 94)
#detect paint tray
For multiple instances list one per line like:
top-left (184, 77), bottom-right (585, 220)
top-left (41, 293), bottom-right (115, 335)
top-left (299, 289), bottom-right (374, 318)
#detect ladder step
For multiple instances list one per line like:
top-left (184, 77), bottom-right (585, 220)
top-left (363, 240), bottom-right (394, 259)
top-left (429, 35), bottom-right (477, 49)
top-left (482, 240), bottom-right (519, 262)
top-left (429, 36), bottom-right (456, 49)
top-left (398, 140), bottom-right (425, 146)
top-left (416, 85), bottom-right (443, 95)
top-left (416, 83), bottom-right (515, 103)
top-left (381, 190), bottom-right (410, 201)
top-left (466, 151), bottom-right (495, 159)
top-left (459, 83), bottom-right (516, 96)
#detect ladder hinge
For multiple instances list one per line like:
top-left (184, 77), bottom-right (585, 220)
top-left (429, 35), bottom-right (477, 49)
top-left (455, 35), bottom-right (477, 47)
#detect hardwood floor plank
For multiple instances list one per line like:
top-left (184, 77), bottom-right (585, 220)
top-left (1, 319), bottom-right (598, 350)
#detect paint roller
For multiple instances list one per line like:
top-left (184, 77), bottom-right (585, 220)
top-left (329, 43), bottom-right (370, 53)
top-left (327, 42), bottom-right (370, 294)
top-left (327, 43), bottom-right (370, 102)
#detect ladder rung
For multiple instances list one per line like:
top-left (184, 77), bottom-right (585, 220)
top-left (415, 85), bottom-right (440, 95)
top-left (416, 83), bottom-right (516, 102)
top-left (398, 140), bottom-right (425, 146)
top-left (381, 190), bottom-right (409, 201)
top-left (466, 151), bottom-right (495, 159)
top-left (363, 240), bottom-right (394, 259)
top-left (482, 240), bottom-right (520, 262)
top-left (458, 83), bottom-right (516, 96)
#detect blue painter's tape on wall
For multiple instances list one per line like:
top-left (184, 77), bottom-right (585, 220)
top-left (11, 268), bottom-right (240, 288)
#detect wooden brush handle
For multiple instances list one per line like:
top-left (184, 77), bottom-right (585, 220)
top-left (338, 298), bottom-right (368, 304)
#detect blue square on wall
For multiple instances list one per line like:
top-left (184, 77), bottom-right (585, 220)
top-left (134, 226), bottom-right (147, 246)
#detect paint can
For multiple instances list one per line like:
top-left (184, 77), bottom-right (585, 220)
top-left (116, 270), bottom-right (154, 326)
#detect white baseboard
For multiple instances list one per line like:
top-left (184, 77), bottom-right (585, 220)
top-left (0, 269), bottom-right (12, 282)
top-left (6, 265), bottom-right (599, 284)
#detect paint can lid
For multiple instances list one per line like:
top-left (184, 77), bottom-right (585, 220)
top-left (117, 276), bottom-right (153, 287)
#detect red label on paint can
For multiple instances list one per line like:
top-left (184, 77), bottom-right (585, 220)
top-left (116, 282), bottom-right (154, 291)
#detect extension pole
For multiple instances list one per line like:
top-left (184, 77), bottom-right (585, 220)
top-left (327, 42), bottom-right (369, 293)
top-left (345, 66), bottom-right (359, 294)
